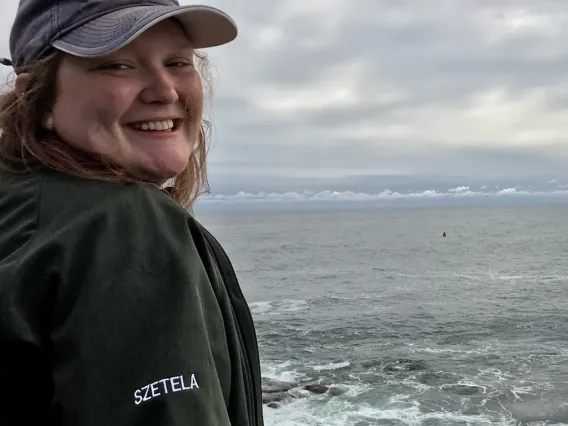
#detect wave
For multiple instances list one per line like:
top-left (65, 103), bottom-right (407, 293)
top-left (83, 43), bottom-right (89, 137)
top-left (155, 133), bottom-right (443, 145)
top-left (312, 361), bottom-right (351, 372)
top-left (249, 299), bottom-right (309, 316)
top-left (259, 356), bottom-right (557, 426)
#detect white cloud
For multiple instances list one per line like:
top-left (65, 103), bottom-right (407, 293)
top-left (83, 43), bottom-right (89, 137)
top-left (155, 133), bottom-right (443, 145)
top-left (198, 187), bottom-right (568, 205)
top-left (449, 186), bottom-right (470, 193)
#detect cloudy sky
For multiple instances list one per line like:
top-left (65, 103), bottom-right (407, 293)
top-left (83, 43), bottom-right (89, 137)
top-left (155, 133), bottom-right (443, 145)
top-left (199, 0), bottom-right (568, 177)
top-left (2, 1), bottom-right (568, 208)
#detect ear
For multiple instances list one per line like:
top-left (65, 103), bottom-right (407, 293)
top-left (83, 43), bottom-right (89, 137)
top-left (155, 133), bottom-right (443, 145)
top-left (14, 72), bottom-right (30, 94)
top-left (44, 115), bottom-right (54, 130)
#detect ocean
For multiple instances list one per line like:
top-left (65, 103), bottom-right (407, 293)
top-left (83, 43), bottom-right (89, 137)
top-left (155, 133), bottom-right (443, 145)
top-left (197, 204), bottom-right (568, 426)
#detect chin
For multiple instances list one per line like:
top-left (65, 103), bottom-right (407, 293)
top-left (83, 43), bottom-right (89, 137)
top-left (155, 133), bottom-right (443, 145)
top-left (138, 168), bottom-right (183, 185)
top-left (122, 142), bottom-right (192, 184)
top-left (143, 158), bottom-right (190, 184)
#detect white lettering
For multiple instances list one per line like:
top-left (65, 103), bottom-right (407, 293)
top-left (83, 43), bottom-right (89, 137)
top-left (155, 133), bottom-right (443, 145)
top-left (159, 378), bottom-right (169, 394)
top-left (150, 382), bottom-right (160, 397)
top-left (190, 374), bottom-right (199, 389)
top-left (142, 385), bottom-right (151, 402)
top-left (170, 376), bottom-right (181, 392)
top-left (134, 374), bottom-right (200, 405)
top-left (180, 375), bottom-right (191, 390)
top-left (134, 389), bottom-right (143, 405)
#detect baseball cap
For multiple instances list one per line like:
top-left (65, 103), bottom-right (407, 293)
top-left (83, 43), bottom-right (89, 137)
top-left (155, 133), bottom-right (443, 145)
top-left (5, 0), bottom-right (238, 72)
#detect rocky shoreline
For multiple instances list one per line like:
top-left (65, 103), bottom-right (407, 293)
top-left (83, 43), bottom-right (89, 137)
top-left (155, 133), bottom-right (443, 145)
top-left (262, 377), bottom-right (346, 409)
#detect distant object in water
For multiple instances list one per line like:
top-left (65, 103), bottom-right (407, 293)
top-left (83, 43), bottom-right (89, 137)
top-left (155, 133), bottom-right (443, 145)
top-left (442, 232), bottom-right (446, 238)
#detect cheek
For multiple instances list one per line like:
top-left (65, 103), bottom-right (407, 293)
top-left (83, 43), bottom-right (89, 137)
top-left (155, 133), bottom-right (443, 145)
top-left (53, 82), bottom-right (133, 130)
top-left (91, 90), bottom-right (132, 125)
top-left (50, 84), bottom-right (134, 154)
top-left (183, 77), bottom-right (204, 117)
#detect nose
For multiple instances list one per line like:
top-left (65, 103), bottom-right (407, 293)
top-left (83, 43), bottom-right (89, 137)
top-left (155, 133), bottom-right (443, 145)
top-left (139, 69), bottom-right (179, 104)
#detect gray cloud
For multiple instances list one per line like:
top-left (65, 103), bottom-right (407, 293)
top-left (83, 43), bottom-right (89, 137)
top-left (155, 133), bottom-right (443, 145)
top-left (199, 0), bottom-right (568, 188)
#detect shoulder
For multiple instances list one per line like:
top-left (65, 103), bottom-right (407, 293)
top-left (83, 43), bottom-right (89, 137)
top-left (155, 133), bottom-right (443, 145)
top-left (40, 169), bottom-right (184, 223)
top-left (0, 169), bottom-right (190, 253)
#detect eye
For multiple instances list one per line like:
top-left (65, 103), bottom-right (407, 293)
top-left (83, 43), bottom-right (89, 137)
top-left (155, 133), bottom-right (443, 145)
top-left (100, 63), bottom-right (131, 70)
top-left (166, 59), bottom-right (193, 68)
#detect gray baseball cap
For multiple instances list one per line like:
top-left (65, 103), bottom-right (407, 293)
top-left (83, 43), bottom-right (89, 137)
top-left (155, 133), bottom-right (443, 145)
top-left (8, 0), bottom-right (238, 71)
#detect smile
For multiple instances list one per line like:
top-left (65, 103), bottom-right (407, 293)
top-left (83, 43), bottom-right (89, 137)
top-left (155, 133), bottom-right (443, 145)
top-left (130, 119), bottom-right (182, 132)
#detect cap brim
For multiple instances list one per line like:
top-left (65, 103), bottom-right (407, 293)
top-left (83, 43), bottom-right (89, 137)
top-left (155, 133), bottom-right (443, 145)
top-left (51, 5), bottom-right (237, 58)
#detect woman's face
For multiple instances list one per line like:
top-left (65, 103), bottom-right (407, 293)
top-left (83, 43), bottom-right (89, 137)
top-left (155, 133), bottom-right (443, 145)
top-left (47, 19), bottom-right (203, 183)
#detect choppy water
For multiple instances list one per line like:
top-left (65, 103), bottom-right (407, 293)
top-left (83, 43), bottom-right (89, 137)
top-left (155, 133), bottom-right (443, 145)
top-left (198, 205), bottom-right (568, 426)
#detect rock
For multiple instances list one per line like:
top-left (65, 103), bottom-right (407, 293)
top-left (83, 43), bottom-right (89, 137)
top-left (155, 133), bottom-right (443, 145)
top-left (262, 392), bottom-right (289, 404)
top-left (328, 386), bottom-right (346, 396)
top-left (262, 378), bottom-right (296, 394)
top-left (304, 384), bottom-right (329, 394)
top-left (260, 376), bottom-right (345, 407)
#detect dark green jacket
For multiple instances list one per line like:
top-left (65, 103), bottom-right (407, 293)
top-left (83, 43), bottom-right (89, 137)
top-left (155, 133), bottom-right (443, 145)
top-left (0, 169), bottom-right (264, 426)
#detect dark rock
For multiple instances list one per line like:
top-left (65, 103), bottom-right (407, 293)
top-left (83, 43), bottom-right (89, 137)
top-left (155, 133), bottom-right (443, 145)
top-left (304, 384), bottom-right (329, 394)
top-left (263, 385), bottom-right (294, 394)
top-left (260, 376), bottom-right (344, 406)
top-left (262, 378), bottom-right (296, 394)
top-left (262, 392), bottom-right (289, 404)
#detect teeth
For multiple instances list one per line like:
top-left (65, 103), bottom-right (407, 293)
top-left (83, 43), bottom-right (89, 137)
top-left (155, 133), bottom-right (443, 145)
top-left (133, 119), bottom-right (175, 131)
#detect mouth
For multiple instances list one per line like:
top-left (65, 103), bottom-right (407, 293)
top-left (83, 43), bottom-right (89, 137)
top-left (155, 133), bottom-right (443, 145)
top-left (127, 118), bottom-right (184, 132)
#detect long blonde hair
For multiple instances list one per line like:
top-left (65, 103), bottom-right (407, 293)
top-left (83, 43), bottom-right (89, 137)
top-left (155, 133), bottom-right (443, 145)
top-left (0, 50), bottom-right (214, 211)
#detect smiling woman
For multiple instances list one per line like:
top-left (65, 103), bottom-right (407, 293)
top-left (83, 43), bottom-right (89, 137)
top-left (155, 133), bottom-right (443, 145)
top-left (0, 1), bottom-right (264, 426)
top-left (50, 21), bottom-right (204, 189)
top-left (0, 19), bottom-right (216, 209)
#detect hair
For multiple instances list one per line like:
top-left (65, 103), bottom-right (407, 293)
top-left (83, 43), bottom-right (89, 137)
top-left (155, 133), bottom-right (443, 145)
top-left (0, 49), bottom-right (214, 211)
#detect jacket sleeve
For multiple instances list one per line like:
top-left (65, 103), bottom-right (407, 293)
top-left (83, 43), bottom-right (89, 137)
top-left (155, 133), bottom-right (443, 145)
top-left (11, 187), bottom-right (233, 425)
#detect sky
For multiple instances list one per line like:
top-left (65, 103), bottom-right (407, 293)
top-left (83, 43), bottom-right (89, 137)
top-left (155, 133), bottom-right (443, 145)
top-left (1, 1), bottom-right (568, 210)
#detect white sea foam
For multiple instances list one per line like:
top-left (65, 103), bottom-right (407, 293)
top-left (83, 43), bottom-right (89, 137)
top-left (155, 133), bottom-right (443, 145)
top-left (250, 301), bottom-right (273, 315)
top-left (312, 361), bottom-right (351, 372)
top-left (404, 343), bottom-right (491, 356)
top-left (263, 396), bottom-right (516, 426)
top-left (249, 299), bottom-right (309, 316)
top-left (510, 385), bottom-right (536, 399)
top-left (262, 360), bottom-right (306, 383)
top-left (260, 356), bottom-right (559, 425)
top-left (279, 299), bottom-right (309, 312)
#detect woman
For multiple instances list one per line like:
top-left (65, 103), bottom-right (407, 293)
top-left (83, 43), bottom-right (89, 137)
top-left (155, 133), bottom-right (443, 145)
top-left (0, 1), bottom-right (264, 425)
